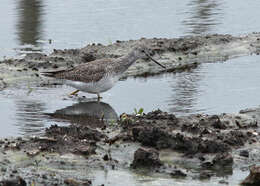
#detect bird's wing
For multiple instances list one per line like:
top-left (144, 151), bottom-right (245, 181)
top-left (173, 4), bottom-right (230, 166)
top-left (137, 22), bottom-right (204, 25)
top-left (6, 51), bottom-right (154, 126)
top-left (41, 58), bottom-right (114, 83)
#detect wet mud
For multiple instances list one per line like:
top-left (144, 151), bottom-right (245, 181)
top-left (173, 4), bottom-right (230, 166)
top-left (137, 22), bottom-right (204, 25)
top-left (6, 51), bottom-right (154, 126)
top-left (0, 107), bottom-right (260, 185)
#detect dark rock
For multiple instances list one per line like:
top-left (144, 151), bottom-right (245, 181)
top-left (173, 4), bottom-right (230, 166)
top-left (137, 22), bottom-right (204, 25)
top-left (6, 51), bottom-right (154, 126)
top-left (0, 176), bottom-right (26, 186)
top-left (240, 150), bottom-right (249, 158)
top-left (131, 147), bottom-right (162, 169)
top-left (103, 154), bottom-right (109, 161)
top-left (170, 170), bottom-right (187, 178)
top-left (241, 165), bottom-right (260, 185)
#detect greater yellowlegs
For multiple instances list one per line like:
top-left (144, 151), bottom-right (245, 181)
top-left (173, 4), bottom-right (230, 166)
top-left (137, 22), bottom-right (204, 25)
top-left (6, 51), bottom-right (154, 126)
top-left (42, 45), bottom-right (166, 99)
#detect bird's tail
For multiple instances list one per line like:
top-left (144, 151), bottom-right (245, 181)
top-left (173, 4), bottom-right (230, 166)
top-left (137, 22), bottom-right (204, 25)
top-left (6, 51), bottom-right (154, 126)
top-left (41, 69), bottom-right (68, 78)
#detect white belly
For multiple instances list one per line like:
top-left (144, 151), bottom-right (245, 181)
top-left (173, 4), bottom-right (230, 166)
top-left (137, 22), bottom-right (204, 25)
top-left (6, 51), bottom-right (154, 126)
top-left (65, 75), bottom-right (119, 94)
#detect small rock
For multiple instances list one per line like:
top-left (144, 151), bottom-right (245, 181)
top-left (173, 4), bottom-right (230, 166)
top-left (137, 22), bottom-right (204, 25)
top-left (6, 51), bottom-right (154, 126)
top-left (241, 165), bottom-right (260, 185)
top-left (0, 176), bottom-right (26, 186)
top-left (240, 150), bottom-right (249, 158)
top-left (103, 154), bottom-right (109, 161)
top-left (131, 147), bottom-right (162, 169)
top-left (42, 174), bottom-right (47, 179)
top-left (170, 170), bottom-right (187, 178)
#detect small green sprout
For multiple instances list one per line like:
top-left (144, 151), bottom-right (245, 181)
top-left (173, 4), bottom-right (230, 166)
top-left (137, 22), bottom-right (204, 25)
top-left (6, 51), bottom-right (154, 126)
top-left (134, 108), bottom-right (144, 116)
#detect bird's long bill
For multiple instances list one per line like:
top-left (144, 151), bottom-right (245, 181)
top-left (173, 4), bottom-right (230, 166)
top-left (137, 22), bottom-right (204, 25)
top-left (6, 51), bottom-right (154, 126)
top-left (145, 52), bottom-right (166, 69)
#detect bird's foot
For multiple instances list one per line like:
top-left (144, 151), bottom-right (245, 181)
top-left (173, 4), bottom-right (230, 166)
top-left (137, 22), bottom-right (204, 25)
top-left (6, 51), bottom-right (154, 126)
top-left (69, 90), bottom-right (80, 96)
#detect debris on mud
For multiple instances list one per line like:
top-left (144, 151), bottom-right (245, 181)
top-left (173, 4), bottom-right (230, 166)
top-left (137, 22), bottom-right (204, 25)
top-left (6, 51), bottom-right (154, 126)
top-left (64, 178), bottom-right (92, 186)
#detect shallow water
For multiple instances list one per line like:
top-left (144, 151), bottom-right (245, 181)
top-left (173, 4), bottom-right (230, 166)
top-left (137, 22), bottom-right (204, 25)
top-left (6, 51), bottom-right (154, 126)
top-left (1, 54), bottom-right (260, 137)
top-left (1, 0), bottom-right (260, 58)
top-left (90, 168), bottom-right (248, 186)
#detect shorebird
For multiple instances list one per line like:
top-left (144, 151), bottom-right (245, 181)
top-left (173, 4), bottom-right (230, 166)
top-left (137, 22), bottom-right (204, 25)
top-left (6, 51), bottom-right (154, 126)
top-left (42, 45), bottom-right (166, 99)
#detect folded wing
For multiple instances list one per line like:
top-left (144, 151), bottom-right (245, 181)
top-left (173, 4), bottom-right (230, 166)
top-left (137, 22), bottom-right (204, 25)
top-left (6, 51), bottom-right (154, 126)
top-left (41, 58), bottom-right (114, 83)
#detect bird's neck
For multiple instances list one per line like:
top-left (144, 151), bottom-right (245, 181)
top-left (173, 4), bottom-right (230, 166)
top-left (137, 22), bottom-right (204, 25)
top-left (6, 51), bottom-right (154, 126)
top-left (116, 51), bottom-right (139, 73)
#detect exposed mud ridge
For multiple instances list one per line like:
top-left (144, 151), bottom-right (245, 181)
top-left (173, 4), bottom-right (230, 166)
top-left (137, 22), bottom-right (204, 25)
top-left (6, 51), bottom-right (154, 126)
top-left (1, 33), bottom-right (260, 87)
top-left (119, 110), bottom-right (258, 155)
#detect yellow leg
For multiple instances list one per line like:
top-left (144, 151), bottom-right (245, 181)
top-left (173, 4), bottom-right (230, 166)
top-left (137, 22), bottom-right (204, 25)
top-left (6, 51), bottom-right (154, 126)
top-left (97, 93), bottom-right (102, 101)
top-left (69, 89), bottom-right (79, 96)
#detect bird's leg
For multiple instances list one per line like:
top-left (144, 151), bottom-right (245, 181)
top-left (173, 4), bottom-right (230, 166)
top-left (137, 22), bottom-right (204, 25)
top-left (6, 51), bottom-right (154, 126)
top-left (69, 89), bottom-right (79, 96)
top-left (97, 93), bottom-right (102, 101)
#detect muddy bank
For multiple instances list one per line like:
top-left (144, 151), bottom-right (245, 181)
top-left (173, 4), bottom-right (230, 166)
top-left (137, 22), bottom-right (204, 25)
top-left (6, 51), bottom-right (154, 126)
top-left (1, 106), bottom-right (260, 185)
top-left (1, 33), bottom-right (260, 87)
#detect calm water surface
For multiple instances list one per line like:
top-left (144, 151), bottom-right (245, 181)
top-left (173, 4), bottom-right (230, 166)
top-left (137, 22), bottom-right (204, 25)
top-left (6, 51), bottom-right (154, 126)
top-left (1, 55), bottom-right (260, 137)
top-left (1, 0), bottom-right (260, 57)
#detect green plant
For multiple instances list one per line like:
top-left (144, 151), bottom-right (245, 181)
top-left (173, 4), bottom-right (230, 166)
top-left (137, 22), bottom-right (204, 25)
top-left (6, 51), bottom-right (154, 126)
top-left (134, 108), bottom-right (144, 116)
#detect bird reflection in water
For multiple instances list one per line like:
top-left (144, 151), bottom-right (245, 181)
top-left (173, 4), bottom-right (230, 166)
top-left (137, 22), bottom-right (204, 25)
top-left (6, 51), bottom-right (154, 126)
top-left (48, 101), bottom-right (118, 128)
